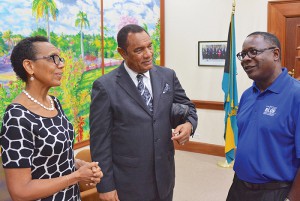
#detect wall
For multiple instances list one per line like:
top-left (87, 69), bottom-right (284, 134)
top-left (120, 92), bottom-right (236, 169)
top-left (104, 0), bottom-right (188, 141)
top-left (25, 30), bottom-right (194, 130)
top-left (165, 0), bottom-right (268, 145)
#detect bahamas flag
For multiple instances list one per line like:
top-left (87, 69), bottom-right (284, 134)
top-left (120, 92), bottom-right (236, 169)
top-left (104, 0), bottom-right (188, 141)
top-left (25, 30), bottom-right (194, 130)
top-left (221, 9), bottom-right (238, 164)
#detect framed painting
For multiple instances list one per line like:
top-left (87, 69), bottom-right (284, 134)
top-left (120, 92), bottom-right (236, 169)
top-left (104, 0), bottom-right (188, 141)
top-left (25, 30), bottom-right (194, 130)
top-left (0, 0), bottom-right (164, 148)
top-left (198, 41), bottom-right (227, 66)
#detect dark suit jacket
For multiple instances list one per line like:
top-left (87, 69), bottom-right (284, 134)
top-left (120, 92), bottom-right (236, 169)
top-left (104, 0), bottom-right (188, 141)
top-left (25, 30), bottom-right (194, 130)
top-left (90, 63), bottom-right (197, 201)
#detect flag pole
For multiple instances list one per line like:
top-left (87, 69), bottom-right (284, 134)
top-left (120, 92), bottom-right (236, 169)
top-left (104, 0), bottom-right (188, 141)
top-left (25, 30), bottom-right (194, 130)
top-left (217, 0), bottom-right (237, 168)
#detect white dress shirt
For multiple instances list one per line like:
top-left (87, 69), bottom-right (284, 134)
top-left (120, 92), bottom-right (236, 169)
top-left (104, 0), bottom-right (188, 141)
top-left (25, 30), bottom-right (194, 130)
top-left (124, 63), bottom-right (153, 96)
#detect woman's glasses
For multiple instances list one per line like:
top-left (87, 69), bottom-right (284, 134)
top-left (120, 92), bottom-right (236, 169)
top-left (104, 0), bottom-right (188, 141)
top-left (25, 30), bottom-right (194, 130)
top-left (33, 55), bottom-right (65, 65)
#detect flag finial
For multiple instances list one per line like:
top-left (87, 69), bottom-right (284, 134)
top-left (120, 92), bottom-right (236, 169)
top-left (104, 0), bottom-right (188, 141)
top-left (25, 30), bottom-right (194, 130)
top-left (232, 0), bottom-right (236, 14)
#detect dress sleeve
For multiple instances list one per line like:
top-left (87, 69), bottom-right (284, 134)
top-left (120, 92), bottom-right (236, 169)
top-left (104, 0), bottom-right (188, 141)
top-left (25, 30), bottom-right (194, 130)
top-left (0, 105), bottom-right (35, 168)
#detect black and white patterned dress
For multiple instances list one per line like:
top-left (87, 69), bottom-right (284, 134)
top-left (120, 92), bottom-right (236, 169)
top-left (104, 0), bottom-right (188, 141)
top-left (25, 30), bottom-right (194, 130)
top-left (0, 96), bottom-right (80, 201)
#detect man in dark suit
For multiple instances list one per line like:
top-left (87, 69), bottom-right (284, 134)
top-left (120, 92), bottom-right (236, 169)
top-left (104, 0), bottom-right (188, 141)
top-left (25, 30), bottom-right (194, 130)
top-left (90, 24), bottom-right (198, 201)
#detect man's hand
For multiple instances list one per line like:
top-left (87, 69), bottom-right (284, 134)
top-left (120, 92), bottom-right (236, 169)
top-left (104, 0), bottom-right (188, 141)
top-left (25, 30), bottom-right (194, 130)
top-left (99, 190), bottom-right (119, 201)
top-left (171, 122), bottom-right (192, 145)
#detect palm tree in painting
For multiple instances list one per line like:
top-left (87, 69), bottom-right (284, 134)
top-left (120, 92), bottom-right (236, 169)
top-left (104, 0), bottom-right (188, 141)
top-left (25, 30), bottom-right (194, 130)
top-left (32, 0), bottom-right (58, 42)
top-left (2, 30), bottom-right (14, 50)
top-left (75, 11), bottom-right (90, 59)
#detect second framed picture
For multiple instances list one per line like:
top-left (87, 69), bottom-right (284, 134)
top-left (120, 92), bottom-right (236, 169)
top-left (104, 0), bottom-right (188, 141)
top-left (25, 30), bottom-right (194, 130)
top-left (198, 41), bottom-right (227, 66)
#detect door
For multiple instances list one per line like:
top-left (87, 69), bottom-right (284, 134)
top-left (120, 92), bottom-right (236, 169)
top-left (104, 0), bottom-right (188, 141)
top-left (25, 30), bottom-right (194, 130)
top-left (268, 0), bottom-right (300, 79)
top-left (286, 17), bottom-right (300, 79)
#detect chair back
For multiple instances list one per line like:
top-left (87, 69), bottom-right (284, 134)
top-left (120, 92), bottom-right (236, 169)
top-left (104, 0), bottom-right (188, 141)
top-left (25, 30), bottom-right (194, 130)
top-left (75, 149), bottom-right (98, 201)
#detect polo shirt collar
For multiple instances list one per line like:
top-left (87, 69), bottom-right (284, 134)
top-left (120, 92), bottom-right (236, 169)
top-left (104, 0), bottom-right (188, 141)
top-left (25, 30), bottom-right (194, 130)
top-left (252, 68), bottom-right (288, 94)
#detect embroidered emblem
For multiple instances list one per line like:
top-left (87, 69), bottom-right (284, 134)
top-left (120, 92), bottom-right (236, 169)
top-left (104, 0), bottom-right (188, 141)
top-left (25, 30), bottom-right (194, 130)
top-left (263, 106), bottom-right (277, 116)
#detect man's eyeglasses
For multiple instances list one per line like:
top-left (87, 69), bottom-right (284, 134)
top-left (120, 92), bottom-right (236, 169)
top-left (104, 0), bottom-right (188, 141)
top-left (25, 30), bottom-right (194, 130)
top-left (33, 55), bottom-right (65, 65)
top-left (236, 47), bottom-right (276, 61)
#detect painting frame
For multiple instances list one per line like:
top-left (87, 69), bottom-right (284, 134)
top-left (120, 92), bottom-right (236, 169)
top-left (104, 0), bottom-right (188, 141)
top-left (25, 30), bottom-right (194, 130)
top-left (198, 41), bottom-right (227, 67)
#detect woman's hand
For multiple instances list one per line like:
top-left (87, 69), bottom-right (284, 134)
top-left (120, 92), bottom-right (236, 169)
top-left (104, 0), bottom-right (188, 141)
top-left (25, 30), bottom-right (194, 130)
top-left (89, 163), bottom-right (103, 186)
top-left (74, 158), bottom-right (86, 170)
top-left (75, 161), bottom-right (103, 186)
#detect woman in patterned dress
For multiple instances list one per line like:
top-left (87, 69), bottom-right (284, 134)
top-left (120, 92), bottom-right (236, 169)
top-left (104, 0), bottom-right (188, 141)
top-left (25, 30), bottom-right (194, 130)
top-left (0, 36), bottom-right (103, 201)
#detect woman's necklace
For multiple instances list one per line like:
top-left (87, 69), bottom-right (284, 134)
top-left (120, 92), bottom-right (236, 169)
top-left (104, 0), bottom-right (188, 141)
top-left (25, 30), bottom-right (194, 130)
top-left (22, 90), bottom-right (54, 111)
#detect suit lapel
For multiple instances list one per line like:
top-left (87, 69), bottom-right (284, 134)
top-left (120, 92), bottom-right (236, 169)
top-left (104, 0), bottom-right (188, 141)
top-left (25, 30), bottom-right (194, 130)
top-left (150, 66), bottom-right (164, 115)
top-left (116, 64), bottom-right (152, 115)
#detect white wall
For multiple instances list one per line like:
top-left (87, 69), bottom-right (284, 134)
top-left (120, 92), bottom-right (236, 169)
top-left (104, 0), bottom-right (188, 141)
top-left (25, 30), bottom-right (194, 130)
top-left (165, 0), bottom-right (268, 145)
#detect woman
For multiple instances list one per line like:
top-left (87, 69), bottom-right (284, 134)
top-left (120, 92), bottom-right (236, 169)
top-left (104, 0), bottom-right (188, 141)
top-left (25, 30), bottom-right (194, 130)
top-left (0, 36), bottom-right (102, 201)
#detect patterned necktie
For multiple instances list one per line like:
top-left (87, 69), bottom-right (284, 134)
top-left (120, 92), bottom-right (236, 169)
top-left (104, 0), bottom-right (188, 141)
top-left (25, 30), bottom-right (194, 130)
top-left (137, 74), bottom-right (153, 112)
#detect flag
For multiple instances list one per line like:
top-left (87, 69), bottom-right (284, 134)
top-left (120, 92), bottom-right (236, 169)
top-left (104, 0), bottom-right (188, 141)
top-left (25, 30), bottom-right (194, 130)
top-left (221, 9), bottom-right (238, 164)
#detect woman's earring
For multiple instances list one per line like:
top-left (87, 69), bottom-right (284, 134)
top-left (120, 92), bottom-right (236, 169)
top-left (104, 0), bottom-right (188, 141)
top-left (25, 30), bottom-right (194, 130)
top-left (30, 75), bottom-right (34, 81)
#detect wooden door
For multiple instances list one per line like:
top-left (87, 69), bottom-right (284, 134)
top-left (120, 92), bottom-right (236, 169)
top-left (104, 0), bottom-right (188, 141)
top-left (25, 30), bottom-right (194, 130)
top-left (286, 17), bottom-right (300, 79)
top-left (268, 0), bottom-right (300, 79)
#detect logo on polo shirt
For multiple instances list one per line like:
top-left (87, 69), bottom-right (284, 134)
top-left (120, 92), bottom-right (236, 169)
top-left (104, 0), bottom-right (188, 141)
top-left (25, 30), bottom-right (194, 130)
top-left (263, 106), bottom-right (277, 116)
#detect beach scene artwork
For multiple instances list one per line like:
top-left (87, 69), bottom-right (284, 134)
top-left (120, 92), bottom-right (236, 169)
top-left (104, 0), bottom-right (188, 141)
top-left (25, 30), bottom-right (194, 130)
top-left (0, 0), bottom-right (161, 144)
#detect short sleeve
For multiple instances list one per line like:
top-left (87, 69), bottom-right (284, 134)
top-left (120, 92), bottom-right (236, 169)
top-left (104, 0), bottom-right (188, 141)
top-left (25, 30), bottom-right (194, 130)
top-left (294, 105), bottom-right (300, 158)
top-left (292, 84), bottom-right (300, 158)
top-left (0, 105), bottom-right (35, 168)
